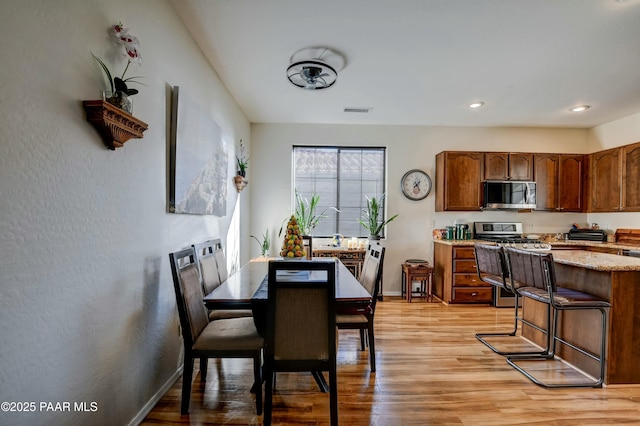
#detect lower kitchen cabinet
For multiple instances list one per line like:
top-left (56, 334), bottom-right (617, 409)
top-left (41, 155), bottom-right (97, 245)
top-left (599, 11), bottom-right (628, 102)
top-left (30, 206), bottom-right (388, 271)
top-left (433, 243), bottom-right (492, 304)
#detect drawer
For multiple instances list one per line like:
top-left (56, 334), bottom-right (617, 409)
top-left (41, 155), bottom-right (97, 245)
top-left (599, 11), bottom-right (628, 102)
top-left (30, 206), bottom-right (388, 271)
top-left (453, 259), bottom-right (477, 273)
top-left (452, 287), bottom-right (493, 303)
top-left (453, 247), bottom-right (476, 259)
top-left (453, 273), bottom-right (483, 286)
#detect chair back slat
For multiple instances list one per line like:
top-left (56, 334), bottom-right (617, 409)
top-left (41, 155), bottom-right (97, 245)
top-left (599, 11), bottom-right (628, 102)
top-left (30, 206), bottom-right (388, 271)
top-left (359, 244), bottom-right (385, 306)
top-left (193, 239), bottom-right (226, 293)
top-left (170, 248), bottom-right (210, 348)
top-left (504, 247), bottom-right (554, 292)
top-left (266, 259), bottom-right (336, 363)
top-left (214, 247), bottom-right (228, 282)
top-left (199, 256), bottom-right (221, 294)
top-left (302, 235), bottom-right (313, 260)
top-left (474, 243), bottom-right (509, 288)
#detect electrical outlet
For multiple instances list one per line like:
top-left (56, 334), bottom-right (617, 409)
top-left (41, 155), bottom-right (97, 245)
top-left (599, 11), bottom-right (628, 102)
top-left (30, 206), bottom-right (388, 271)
top-left (430, 219), bottom-right (436, 228)
top-left (604, 223), bottom-right (611, 230)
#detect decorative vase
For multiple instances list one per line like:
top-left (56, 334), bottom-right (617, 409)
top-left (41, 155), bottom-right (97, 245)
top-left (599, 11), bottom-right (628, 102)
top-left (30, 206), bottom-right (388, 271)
top-left (103, 90), bottom-right (133, 113)
top-left (369, 234), bottom-right (381, 240)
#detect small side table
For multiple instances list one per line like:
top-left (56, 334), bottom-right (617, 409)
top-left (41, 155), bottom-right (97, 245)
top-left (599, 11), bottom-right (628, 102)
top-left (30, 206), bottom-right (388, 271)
top-left (402, 260), bottom-right (434, 303)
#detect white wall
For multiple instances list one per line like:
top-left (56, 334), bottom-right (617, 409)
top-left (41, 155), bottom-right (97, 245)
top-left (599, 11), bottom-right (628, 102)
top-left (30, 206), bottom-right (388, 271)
top-left (0, 1), bottom-right (250, 425)
top-left (250, 123), bottom-right (589, 296)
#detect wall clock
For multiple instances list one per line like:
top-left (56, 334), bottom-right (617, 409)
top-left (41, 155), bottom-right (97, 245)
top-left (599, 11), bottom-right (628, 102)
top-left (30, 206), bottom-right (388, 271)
top-left (401, 169), bottom-right (432, 201)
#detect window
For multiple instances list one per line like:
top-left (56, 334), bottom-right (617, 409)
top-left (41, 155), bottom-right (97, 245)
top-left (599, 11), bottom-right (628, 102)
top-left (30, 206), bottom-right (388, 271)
top-left (293, 146), bottom-right (387, 237)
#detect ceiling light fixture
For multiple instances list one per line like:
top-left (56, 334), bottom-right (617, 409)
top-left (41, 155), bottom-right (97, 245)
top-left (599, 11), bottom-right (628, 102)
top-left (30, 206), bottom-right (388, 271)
top-left (570, 105), bottom-right (590, 112)
top-left (469, 102), bottom-right (484, 109)
top-left (287, 47), bottom-right (346, 90)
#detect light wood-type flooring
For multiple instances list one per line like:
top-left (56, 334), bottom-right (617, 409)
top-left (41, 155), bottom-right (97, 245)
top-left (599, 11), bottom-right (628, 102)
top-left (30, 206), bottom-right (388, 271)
top-left (142, 297), bottom-right (640, 425)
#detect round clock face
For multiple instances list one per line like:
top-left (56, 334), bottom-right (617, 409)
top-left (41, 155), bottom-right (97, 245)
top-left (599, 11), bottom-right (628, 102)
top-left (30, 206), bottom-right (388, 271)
top-left (401, 169), bottom-right (432, 201)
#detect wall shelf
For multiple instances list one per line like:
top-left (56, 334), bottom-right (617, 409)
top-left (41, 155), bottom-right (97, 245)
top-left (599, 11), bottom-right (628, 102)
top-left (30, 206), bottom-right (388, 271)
top-left (82, 100), bottom-right (149, 150)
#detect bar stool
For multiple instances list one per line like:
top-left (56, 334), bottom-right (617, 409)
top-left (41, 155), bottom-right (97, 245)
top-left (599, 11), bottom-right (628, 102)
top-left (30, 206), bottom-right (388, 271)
top-left (504, 247), bottom-right (611, 388)
top-left (401, 259), bottom-right (433, 302)
top-left (474, 244), bottom-right (551, 357)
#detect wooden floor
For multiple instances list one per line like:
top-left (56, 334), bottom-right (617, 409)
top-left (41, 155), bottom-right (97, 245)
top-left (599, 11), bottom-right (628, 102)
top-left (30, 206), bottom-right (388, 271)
top-left (142, 298), bottom-right (640, 425)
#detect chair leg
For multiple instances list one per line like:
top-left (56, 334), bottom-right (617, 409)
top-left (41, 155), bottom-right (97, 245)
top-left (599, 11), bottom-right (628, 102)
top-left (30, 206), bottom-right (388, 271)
top-left (329, 364), bottom-right (339, 426)
top-left (367, 321), bottom-right (376, 372)
top-left (181, 357), bottom-right (194, 415)
top-left (506, 307), bottom-right (607, 388)
top-left (476, 294), bottom-right (552, 356)
top-left (359, 329), bottom-right (366, 351)
top-left (253, 353), bottom-right (262, 415)
top-left (199, 356), bottom-right (208, 381)
top-left (264, 365), bottom-right (273, 425)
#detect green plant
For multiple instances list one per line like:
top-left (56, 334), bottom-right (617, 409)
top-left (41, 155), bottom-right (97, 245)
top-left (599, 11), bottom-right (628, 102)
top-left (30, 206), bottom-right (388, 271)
top-left (278, 191), bottom-right (336, 237)
top-left (295, 190), bottom-right (338, 235)
top-left (359, 194), bottom-right (398, 237)
top-left (236, 139), bottom-right (248, 175)
top-left (250, 228), bottom-right (270, 257)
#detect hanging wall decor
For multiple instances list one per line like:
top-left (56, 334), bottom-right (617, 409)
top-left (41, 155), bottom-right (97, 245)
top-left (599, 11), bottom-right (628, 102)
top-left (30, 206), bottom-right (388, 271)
top-left (168, 86), bottom-right (229, 216)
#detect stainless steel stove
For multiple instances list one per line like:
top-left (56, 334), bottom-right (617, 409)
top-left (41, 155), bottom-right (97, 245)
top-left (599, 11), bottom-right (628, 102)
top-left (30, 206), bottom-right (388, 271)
top-left (473, 222), bottom-right (551, 251)
top-left (473, 222), bottom-right (550, 307)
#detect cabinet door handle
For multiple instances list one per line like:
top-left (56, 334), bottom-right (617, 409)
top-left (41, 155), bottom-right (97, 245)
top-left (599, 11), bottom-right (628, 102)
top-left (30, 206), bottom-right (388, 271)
top-left (471, 292), bottom-right (478, 297)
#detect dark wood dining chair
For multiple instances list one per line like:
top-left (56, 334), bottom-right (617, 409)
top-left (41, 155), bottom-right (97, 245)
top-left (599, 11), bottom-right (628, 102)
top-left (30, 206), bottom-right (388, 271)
top-left (504, 247), bottom-right (610, 388)
top-left (302, 235), bottom-right (313, 259)
top-left (169, 247), bottom-right (264, 415)
top-left (193, 240), bottom-right (252, 320)
top-left (263, 259), bottom-right (338, 426)
top-left (336, 243), bottom-right (385, 372)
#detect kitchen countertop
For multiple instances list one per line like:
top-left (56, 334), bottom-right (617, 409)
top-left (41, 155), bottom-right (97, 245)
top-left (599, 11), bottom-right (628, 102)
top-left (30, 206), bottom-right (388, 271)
top-left (434, 238), bottom-right (640, 250)
top-left (434, 239), bottom-right (640, 272)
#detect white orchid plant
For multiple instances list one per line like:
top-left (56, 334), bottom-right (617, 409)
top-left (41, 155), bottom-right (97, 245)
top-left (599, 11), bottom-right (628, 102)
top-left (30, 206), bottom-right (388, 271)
top-left (93, 23), bottom-right (143, 97)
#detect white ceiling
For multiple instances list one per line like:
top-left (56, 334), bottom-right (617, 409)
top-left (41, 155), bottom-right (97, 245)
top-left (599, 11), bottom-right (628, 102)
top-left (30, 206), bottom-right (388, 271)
top-left (170, 0), bottom-right (640, 128)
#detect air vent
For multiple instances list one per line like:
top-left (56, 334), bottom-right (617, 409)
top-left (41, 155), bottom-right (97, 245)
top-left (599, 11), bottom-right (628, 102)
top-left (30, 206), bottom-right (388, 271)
top-left (343, 107), bottom-right (372, 113)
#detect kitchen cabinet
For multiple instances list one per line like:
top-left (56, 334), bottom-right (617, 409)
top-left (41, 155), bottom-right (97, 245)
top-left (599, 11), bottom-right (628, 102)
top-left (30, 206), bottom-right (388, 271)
top-left (484, 152), bottom-right (533, 181)
top-left (589, 148), bottom-right (621, 212)
top-left (622, 142), bottom-right (640, 212)
top-left (589, 142), bottom-right (640, 212)
top-left (435, 151), bottom-right (483, 211)
top-left (433, 243), bottom-right (492, 304)
top-left (534, 154), bottom-right (586, 212)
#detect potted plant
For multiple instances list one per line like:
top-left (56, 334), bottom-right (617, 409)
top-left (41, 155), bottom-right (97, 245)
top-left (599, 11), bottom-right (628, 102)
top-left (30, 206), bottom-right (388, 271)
top-left (93, 23), bottom-right (144, 113)
top-left (360, 194), bottom-right (398, 239)
top-left (250, 228), bottom-right (270, 257)
top-left (236, 139), bottom-right (249, 177)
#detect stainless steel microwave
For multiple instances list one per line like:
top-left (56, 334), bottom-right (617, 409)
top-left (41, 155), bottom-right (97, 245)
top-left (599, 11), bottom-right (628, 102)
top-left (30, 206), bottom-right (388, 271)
top-left (482, 181), bottom-right (536, 210)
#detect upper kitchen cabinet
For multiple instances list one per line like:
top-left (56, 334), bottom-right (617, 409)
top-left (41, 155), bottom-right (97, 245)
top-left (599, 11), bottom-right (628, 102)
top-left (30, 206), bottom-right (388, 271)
top-left (622, 142), bottom-right (640, 212)
top-left (589, 147), bottom-right (621, 212)
top-left (534, 154), bottom-right (586, 212)
top-left (436, 151), bottom-right (483, 211)
top-left (483, 152), bottom-right (533, 181)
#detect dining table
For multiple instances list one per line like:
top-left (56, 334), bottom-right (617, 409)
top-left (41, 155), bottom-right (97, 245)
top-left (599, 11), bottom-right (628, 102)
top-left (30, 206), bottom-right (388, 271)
top-left (203, 257), bottom-right (372, 392)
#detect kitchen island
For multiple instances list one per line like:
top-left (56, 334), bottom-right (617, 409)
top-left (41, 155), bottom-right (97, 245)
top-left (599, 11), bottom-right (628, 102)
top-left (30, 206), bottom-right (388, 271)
top-left (523, 249), bottom-right (640, 385)
top-left (434, 239), bottom-right (640, 384)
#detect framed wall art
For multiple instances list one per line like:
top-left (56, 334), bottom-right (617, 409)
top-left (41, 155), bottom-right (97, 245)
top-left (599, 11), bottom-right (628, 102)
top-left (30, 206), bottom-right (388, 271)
top-left (169, 86), bottom-right (229, 216)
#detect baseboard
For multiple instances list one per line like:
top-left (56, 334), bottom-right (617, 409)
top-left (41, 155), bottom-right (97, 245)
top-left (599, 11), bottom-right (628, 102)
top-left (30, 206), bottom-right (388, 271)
top-left (128, 366), bottom-right (183, 426)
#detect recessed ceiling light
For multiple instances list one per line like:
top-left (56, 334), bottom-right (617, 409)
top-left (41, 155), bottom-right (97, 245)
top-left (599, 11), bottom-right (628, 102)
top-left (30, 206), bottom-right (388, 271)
top-left (469, 102), bottom-right (484, 109)
top-left (570, 105), bottom-right (590, 112)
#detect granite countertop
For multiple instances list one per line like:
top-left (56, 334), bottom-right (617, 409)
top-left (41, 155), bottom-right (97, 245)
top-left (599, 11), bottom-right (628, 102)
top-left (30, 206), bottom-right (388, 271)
top-left (433, 239), bottom-right (640, 271)
top-left (434, 239), bottom-right (640, 251)
top-left (550, 250), bottom-right (640, 272)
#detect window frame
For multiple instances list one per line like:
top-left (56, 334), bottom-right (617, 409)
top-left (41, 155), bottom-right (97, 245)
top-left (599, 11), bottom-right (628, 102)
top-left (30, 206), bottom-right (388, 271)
top-left (292, 145), bottom-right (389, 238)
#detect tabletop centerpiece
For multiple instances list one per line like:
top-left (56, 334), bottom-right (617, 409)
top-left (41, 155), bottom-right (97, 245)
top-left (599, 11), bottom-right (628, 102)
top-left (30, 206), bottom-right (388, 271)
top-left (279, 215), bottom-right (306, 259)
